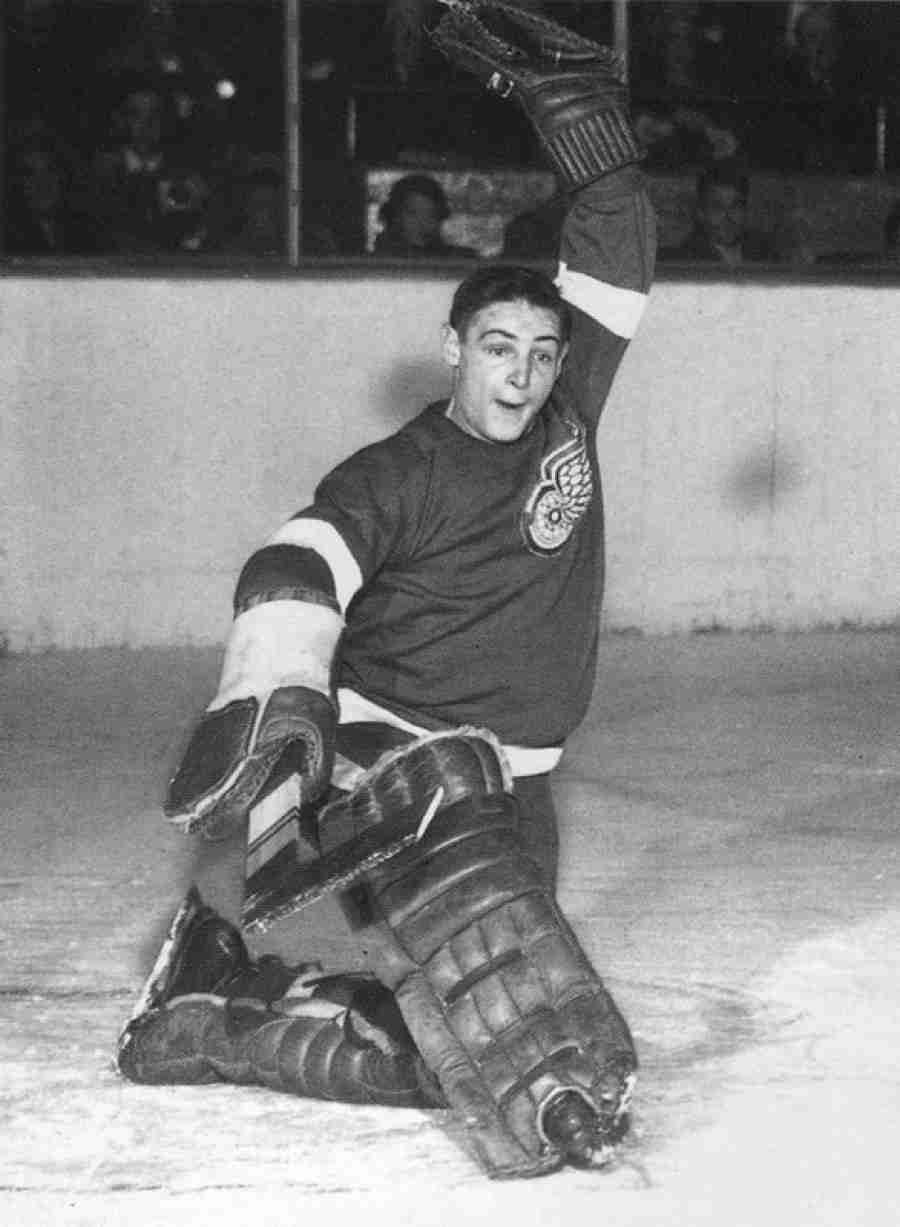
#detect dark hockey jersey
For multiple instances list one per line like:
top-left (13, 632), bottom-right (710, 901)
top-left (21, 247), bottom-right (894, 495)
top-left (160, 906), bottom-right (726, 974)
top-left (259, 167), bottom-right (657, 750)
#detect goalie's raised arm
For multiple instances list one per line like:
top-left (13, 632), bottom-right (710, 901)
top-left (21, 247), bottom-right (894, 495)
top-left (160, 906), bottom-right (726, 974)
top-left (554, 166), bottom-right (656, 428)
top-left (430, 0), bottom-right (656, 426)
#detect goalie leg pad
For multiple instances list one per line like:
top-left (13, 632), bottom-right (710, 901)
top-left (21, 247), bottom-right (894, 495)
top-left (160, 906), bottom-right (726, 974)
top-left (317, 724), bottom-right (511, 856)
top-left (243, 725), bottom-right (514, 932)
top-left (358, 774), bottom-right (636, 1177)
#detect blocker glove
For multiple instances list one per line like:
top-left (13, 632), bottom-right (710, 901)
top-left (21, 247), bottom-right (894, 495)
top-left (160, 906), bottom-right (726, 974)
top-left (430, 0), bottom-right (644, 190)
top-left (164, 684), bottom-right (336, 837)
top-left (164, 539), bottom-right (344, 837)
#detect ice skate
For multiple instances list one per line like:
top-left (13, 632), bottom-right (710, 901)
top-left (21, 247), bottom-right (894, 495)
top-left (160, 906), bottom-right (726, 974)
top-left (116, 886), bottom-right (438, 1106)
top-left (116, 885), bottom-right (316, 1073)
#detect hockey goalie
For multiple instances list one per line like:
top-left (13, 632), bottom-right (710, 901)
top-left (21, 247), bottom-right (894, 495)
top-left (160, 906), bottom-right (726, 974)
top-left (116, 0), bottom-right (655, 1180)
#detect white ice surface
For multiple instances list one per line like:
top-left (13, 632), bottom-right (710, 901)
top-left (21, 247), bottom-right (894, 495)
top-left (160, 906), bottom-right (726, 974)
top-left (1, 632), bottom-right (898, 1226)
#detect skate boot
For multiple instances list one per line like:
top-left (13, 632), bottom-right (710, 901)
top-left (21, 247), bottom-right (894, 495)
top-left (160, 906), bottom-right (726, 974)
top-left (116, 886), bottom-right (442, 1108)
top-left (120, 884), bottom-right (305, 1022)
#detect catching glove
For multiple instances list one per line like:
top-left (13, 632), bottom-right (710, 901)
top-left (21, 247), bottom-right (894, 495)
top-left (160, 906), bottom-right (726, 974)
top-left (430, 0), bottom-right (643, 190)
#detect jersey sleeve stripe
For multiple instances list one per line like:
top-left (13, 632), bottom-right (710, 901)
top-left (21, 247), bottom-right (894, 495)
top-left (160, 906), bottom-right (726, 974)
top-left (267, 517), bottom-right (363, 614)
top-left (556, 260), bottom-right (648, 340)
top-left (211, 600), bottom-right (342, 709)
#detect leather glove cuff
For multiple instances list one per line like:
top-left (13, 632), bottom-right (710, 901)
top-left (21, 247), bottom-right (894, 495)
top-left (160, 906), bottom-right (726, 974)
top-left (540, 99), bottom-right (644, 189)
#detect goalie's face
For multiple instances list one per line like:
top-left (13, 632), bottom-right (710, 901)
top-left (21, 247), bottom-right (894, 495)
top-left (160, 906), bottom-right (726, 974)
top-left (442, 299), bottom-right (567, 444)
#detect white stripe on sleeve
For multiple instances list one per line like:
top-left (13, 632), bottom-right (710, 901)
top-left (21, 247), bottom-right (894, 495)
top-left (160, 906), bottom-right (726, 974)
top-left (267, 517), bottom-right (363, 613)
top-left (211, 600), bottom-right (342, 709)
top-left (555, 261), bottom-right (647, 340)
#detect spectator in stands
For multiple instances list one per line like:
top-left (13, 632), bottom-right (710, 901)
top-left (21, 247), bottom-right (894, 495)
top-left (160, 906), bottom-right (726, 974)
top-left (4, 120), bottom-right (98, 254)
top-left (374, 174), bottom-right (476, 258)
top-left (627, 2), bottom-right (743, 172)
top-left (633, 104), bottom-right (740, 172)
top-left (776, 205), bottom-right (819, 267)
top-left (155, 168), bottom-right (220, 253)
top-left (816, 200), bottom-right (900, 267)
top-left (660, 161), bottom-right (779, 265)
top-left (501, 195), bottom-right (566, 261)
top-left (89, 80), bottom-right (219, 254)
top-left (772, 2), bottom-right (868, 173)
top-left (302, 157), bottom-right (364, 255)
top-left (785, 2), bottom-right (839, 93)
top-left (223, 170), bottom-right (284, 257)
top-left (222, 169), bottom-right (339, 258)
top-left (89, 82), bottom-right (168, 251)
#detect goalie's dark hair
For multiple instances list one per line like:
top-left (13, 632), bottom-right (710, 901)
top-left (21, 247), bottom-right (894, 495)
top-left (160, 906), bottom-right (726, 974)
top-left (449, 264), bottom-right (572, 345)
